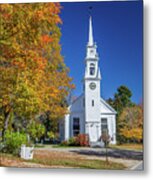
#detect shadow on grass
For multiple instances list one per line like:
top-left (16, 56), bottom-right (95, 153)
top-left (70, 148), bottom-right (143, 161)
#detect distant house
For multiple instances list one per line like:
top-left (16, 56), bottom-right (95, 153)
top-left (60, 16), bottom-right (117, 146)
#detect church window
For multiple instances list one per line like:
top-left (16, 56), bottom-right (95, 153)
top-left (90, 63), bottom-right (95, 75)
top-left (101, 118), bottom-right (108, 134)
top-left (92, 100), bottom-right (94, 106)
top-left (90, 50), bottom-right (94, 54)
top-left (73, 118), bottom-right (80, 136)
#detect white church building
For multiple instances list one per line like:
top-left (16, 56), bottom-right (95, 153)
top-left (60, 16), bottom-right (117, 146)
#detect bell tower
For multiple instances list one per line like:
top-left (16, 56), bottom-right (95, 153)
top-left (84, 16), bottom-right (101, 142)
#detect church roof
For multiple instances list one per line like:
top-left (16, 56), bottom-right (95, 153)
top-left (71, 93), bottom-right (84, 105)
top-left (68, 94), bottom-right (117, 115)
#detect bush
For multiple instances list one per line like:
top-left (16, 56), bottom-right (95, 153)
top-left (60, 134), bottom-right (89, 147)
top-left (3, 130), bottom-right (28, 155)
top-left (60, 140), bottom-right (68, 146)
top-left (0, 142), bottom-right (5, 152)
top-left (27, 121), bottom-right (45, 142)
top-left (60, 137), bottom-right (79, 146)
top-left (68, 137), bottom-right (79, 146)
top-left (76, 134), bottom-right (89, 147)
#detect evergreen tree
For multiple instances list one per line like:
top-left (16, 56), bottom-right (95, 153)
top-left (107, 85), bottom-right (134, 143)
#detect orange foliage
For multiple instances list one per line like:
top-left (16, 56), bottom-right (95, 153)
top-left (118, 106), bottom-right (143, 142)
top-left (0, 3), bottom-right (74, 125)
top-left (41, 35), bottom-right (53, 44)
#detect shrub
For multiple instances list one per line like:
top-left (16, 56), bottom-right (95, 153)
top-left (76, 134), bottom-right (89, 147)
top-left (3, 130), bottom-right (28, 155)
top-left (60, 134), bottom-right (89, 147)
top-left (60, 137), bottom-right (79, 146)
top-left (27, 121), bottom-right (45, 142)
top-left (68, 137), bottom-right (79, 146)
top-left (0, 142), bottom-right (5, 152)
top-left (60, 140), bottom-right (68, 146)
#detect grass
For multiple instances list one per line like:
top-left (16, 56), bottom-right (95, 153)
top-left (52, 144), bottom-right (82, 148)
top-left (0, 151), bottom-right (125, 169)
top-left (31, 157), bottom-right (125, 169)
top-left (34, 144), bottom-right (83, 149)
top-left (36, 143), bottom-right (143, 151)
top-left (0, 152), bottom-right (20, 160)
top-left (0, 152), bottom-right (23, 167)
top-left (109, 143), bottom-right (143, 151)
top-left (34, 144), bottom-right (45, 148)
top-left (31, 150), bottom-right (125, 170)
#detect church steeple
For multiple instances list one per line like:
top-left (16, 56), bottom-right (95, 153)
top-left (84, 15), bottom-right (101, 135)
top-left (88, 16), bottom-right (94, 46)
top-left (86, 16), bottom-right (98, 59)
top-left (84, 16), bottom-right (101, 81)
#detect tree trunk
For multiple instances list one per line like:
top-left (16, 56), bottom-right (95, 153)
top-left (2, 111), bottom-right (11, 141)
top-left (105, 143), bottom-right (109, 163)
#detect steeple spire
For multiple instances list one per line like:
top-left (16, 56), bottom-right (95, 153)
top-left (88, 16), bottom-right (94, 46)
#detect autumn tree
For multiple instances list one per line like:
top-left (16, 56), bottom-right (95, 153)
top-left (0, 3), bottom-right (74, 138)
top-left (118, 105), bottom-right (143, 143)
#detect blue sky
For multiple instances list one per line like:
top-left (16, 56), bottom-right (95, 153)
top-left (60, 1), bottom-right (143, 104)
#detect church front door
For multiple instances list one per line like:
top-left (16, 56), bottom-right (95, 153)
top-left (89, 124), bottom-right (98, 142)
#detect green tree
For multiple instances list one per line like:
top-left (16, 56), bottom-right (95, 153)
top-left (40, 111), bottom-right (59, 141)
top-left (27, 121), bottom-right (45, 142)
top-left (107, 85), bottom-right (134, 143)
top-left (114, 86), bottom-right (133, 115)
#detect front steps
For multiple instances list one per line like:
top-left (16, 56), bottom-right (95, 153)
top-left (90, 141), bottom-right (105, 148)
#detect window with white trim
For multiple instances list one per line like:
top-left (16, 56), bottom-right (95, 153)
top-left (89, 63), bottom-right (95, 75)
top-left (92, 100), bottom-right (94, 106)
top-left (73, 118), bottom-right (80, 136)
top-left (101, 118), bottom-right (108, 134)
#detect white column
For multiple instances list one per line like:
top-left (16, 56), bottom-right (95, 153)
top-left (65, 114), bottom-right (70, 140)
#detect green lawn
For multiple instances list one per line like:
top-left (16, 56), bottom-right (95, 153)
top-left (32, 150), bottom-right (126, 170)
top-left (109, 143), bottom-right (143, 151)
top-left (36, 143), bottom-right (143, 151)
top-left (52, 144), bottom-right (81, 148)
top-left (0, 152), bottom-right (125, 169)
top-left (35, 144), bottom-right (82, 148)
top-left (31, 157), bottom-right (125, 170)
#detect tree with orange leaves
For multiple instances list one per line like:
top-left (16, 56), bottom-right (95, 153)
top-left (0, 3), bottom-right (74, 138)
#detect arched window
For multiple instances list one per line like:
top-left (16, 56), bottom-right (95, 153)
top-left (90, 63), bottom-right (95, 75)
